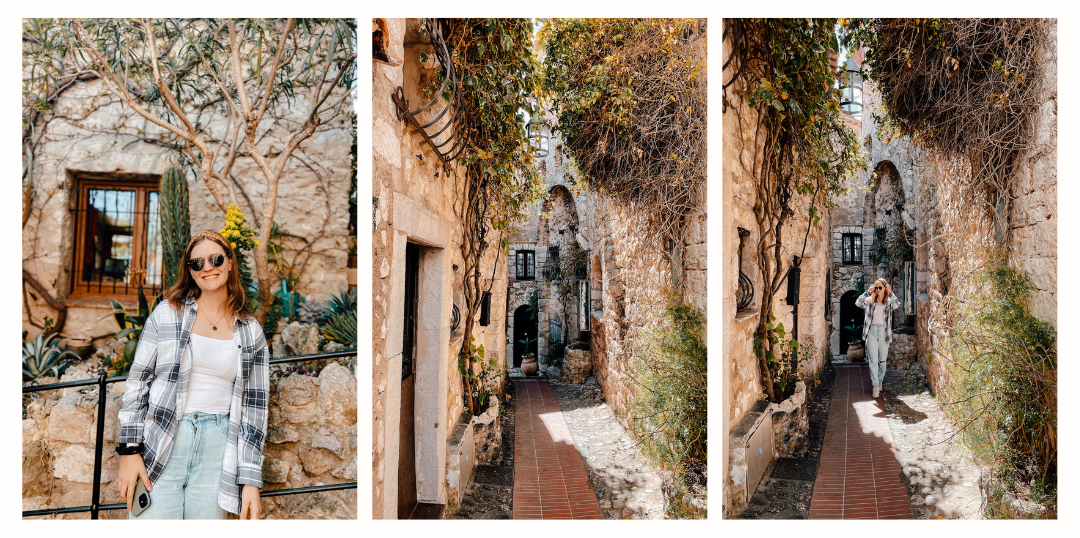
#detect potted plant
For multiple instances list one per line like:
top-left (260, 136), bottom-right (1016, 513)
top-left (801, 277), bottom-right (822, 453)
top-left (518, 336), bottom-right (539, 376)
top-left (843, 322), bottom-right (865, 362)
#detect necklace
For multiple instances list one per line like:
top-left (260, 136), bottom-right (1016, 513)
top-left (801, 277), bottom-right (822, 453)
top-left (200, 303), bottom-right (228, 331)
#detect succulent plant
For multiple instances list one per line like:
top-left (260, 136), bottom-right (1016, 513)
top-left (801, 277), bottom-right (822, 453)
top-left (23, 331), bottom-right (79, 381)
top-left (322, 310), bottom-right (357, 348)
top-left (159, 166), bottom-right (191, 289)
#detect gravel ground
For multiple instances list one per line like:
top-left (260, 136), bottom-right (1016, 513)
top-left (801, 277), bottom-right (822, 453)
top-left (549, 377), bottom-right (665, 519)
top-left (880, 364), bottom-right (984, 519)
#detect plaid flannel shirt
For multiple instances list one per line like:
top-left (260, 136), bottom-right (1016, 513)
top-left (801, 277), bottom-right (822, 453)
top-left (855, 291), bottom-right (901, 343)
top-left (118, 297), bottom-right (269, 515)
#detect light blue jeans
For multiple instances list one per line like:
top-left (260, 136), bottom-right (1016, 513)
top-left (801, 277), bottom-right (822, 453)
top-left (131, 412), bottom-right (229, 519)
top-left (864, 324), bottom-right (889, 389)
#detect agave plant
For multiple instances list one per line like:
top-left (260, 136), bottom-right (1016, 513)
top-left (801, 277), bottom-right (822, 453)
top-left (322, 289), bottom-right (357, 318)
top-left (23, 331), bottom-right (79, 381)
top-left (102, 277), bottom-right (161, 376)
top-left (322, 310), bottom-right (357, 348)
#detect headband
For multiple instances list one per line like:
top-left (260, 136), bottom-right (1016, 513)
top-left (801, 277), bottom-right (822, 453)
top-left (191, 230), bottom-right (233, 253)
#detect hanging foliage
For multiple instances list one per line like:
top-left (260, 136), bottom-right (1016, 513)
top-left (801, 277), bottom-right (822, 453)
top-left (540, 18), bottom-right (706, 248)
top-left (841, 18), bottom-right (1048, 241)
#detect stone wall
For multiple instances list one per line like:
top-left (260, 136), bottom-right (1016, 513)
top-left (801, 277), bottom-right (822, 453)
top-left (22, 360), bottom-right (357, 519)
top-left (371, 18), bottom-right (508, 518)
top-left (22, 66), bottom-right (353, 345)
top-left (721, 29), bottom-right (832, 516)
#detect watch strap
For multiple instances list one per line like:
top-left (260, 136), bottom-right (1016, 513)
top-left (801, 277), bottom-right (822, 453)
top-left (115, 443), bottom-right (142, 456)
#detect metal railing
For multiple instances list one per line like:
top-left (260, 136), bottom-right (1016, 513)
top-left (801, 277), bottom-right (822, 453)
top-left (22, 349), bottom-right (358, 519)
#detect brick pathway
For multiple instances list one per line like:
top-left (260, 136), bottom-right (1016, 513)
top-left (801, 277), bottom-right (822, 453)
top-left (512, 378), bottom-right (603, 519)
top-left (808, 364), bottom-right (914, 519)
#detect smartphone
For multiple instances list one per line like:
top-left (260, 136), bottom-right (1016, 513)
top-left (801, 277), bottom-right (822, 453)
top-left (131, 476), bottom-right (152, 517)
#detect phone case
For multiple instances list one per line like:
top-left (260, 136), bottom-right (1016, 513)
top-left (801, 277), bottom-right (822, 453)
top-left (131, 476), bottom-right (152, 517)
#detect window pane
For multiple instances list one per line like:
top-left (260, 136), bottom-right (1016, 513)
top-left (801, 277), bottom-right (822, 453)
top-left (854, 235), bottom-right (861, 262)
top-left (83, 188), bottom-right (136, 285)
top-left (145, 191), bottom-right (163, 287)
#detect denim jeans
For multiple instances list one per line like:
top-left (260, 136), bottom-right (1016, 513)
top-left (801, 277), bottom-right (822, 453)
top-left (131, 412), bottom-right (229, 519)
top-left (864, 324), bottom-right (889, 388)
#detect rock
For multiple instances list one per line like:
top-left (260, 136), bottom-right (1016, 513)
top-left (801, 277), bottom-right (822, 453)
top-left (264, 459), bottom-right (291, 484)
top-left (561, 349), bottom-right (593, 384)
top-left (280, 322), bottom-right (322, 357)
top-left (298, 447), bottom-right (340, 476)
top-left (311, 428), bottom-right (345, 458)
top-left (267, 426), bottom-right (301, 444)
top-left (53, 444), bottom-right (117, 484)
top-left (545, 366), bottom-right (562, 380)
top-left (47, 393), bottom-right (93, 444)
top-left (316, 363), bottom-right (357, 428)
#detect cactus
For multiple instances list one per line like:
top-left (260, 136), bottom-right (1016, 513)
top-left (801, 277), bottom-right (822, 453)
top-left (159, 166), bottom-right (191, 289)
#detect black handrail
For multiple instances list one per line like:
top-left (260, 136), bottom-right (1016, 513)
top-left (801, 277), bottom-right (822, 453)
top-left (22, 348), bottom-right (358, 519)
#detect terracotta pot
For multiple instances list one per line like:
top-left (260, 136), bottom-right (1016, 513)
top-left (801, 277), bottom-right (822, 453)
top-left (847, 340), bottom-right (865, 362)
top-left (521, 354), bottom-right (538, 376)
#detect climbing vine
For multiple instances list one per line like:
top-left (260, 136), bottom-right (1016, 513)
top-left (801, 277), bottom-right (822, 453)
top-left (724, 19), bottom-right (867, 402)
top-left (540, 19), bottom-right (706, 269)
top-left (427, 18), bottom-right (545, 415)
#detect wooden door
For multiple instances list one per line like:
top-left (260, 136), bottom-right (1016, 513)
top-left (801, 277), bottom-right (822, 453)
top-left (397, 242), bottom-right (419, 519)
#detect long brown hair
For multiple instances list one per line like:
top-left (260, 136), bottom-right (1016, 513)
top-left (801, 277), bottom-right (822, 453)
top-left (872, 278), bottom-right (889, 305)
top-left (164, 231), bottom-right (252, 320)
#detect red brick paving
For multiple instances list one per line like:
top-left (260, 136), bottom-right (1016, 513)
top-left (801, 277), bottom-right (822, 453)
top-left (808, 364), bottom-right (914, 519)
top-left (512, 378), bottom-right (603, 519)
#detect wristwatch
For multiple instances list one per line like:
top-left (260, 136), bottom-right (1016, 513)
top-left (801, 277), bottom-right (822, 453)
top-left (115, 443), bottom-right (143, 456)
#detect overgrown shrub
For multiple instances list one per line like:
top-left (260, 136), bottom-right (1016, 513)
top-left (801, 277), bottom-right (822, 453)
top-left (941, 254), bottom-right (1056, 517)
top-left (627, 295), bottom-right (706, 518)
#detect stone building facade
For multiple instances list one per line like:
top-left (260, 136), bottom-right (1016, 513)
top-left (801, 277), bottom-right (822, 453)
top-left (21, 55), bottom-right (354, 346)
top-left (506, 106), bottom-right (707, 422)
top-left (370, 18), bottom-right (509, 519)
top-left (721, 46), bottom-right (834, 514)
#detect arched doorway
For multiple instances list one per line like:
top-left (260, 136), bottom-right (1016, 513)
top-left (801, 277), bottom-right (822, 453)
top-left (513, 305), bottom-right (537, 367)
top-left (839, 290), bottom-right (864, 354)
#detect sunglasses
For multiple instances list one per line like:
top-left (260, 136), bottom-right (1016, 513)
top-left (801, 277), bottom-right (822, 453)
top-left (187, 253), bottom-right (226, 272)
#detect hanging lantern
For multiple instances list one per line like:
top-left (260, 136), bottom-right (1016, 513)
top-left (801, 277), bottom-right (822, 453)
top-left (526, 118), bottom-right (550, 158)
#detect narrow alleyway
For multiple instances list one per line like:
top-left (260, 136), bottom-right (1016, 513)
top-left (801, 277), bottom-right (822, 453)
top-left (808, 364), bottom-right (913, 519)
top-left (511, 378), bottom-right (604, 519)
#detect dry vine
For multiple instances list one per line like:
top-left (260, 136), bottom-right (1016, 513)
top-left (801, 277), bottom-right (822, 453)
top-left (542, 19), bottom-right (707, 268)
top-left (849, 18), bottom-right (1048, 245)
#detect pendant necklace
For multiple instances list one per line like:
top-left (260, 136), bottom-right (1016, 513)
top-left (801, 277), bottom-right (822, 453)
top-left (200, 303), bottom-right (227, 331)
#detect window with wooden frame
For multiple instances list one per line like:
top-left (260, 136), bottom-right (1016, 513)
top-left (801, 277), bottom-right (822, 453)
top-left (70, 175), bottom-right (163, 300)
top-left (516, 250), bottom-right (535, 280)
top-left (841, 233), bottom-right (862, 265)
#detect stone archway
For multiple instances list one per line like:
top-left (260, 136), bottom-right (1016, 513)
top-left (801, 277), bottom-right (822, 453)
top-left (839, 290), bottom-right (864, 354)
top-left (512, 305), bottom-right (537, 367)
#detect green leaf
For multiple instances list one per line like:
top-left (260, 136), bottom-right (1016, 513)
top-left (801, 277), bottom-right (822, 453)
top-left (776, 323), bottom-right (785, 339)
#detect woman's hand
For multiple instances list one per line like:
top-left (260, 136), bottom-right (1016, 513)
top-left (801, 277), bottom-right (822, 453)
top-left (240, 484), bottom-right (262, 519)
top-left (884, 282), bottom-right (893, 297)
top-left (117, 453), bottom-right (151, 512)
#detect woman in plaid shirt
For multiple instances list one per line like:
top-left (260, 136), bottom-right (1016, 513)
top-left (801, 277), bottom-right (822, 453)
top-left (855, 278), bottom-right (901, 399)
top-left (116, 230), bottom-right (269, 519)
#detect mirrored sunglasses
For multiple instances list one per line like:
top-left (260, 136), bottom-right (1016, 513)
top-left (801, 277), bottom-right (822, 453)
top-left (187, 253), bottom-right (226, 272)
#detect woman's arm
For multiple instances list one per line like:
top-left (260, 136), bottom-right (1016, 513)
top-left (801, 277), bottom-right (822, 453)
top-left (888, 292), bottom-right (900, 310)
top-left (238, 323), bottom-right (270, 518)
top-left (117, 306), bottom-right (161, 443)
top-left (116, 305), bottom-right (163, 509)
top-left (855, 290), bottom-right (872, 308)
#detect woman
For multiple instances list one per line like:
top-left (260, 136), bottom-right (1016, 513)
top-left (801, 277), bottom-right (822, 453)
top-left (116, 230), bottom-right (269, 519)
top-left (855, 278), bottom-right (900, 399)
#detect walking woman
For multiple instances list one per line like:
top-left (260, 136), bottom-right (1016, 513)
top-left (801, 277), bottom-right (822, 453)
top-left (855, 278), bottom-right (900, 399)
top-left (116, 230), bottom-right (269, 519)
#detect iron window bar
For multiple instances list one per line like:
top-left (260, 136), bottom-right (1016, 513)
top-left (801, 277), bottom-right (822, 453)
top-left (736, 227), bottom-right (755, 311)
top-left (21, 348), bottom-right (358, 519)
top-left (392, 19), bottom-right (469, 170)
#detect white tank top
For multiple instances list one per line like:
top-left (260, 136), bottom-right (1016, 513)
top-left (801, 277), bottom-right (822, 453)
top-left (186, 334), bottom-right (240, 414)
top-left (870, 302), bottom-right (887, 325)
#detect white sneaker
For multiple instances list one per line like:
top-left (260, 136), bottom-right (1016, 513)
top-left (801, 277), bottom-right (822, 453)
top-left (873, 386), bottom-right (880, 398)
